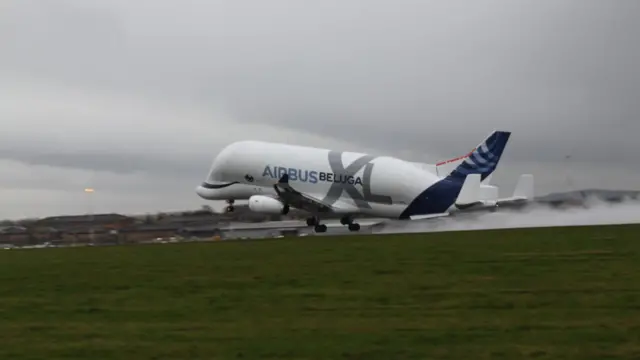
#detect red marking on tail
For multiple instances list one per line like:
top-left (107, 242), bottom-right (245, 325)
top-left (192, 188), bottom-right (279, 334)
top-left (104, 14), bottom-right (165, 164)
top-left (436, 148), bottom-right (476, 166)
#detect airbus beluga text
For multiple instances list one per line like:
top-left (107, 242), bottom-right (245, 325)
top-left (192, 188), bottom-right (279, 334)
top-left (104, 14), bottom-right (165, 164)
top-left (195, 131), bottom-right (534, 233)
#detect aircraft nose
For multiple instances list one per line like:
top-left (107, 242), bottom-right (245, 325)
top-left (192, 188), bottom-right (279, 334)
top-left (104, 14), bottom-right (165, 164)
top-left (195, 185), bottom-right (210, 199)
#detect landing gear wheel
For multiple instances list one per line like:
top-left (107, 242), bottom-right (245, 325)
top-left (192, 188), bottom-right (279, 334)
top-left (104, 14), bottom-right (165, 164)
top-left (314, 224), bottom-right (327, 233)
top-left (225, 205), bottom-right (234, 213)
top-left (282, 205), bottom-right (290, 215)
top-left (348, 223), bottom-right (361, 232)
top-left (306, 217), bottom-right (318, 227)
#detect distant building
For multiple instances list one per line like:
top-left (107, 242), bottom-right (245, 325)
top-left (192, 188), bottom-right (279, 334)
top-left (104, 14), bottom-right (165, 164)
top-left (59, 226), bottom-right (120, 245)
top-left (155, 213), bottom-right (219, 227)
top-left (119, 224), bottom-right (183, 243)
top-left (0, 226), bottom-right (29, 245)
top-left (30, 226), bottom-right (62, 243)
top-left (179, 225), bottom-right (224, 239)
top-left (34, 213), bottom-right (137, 231)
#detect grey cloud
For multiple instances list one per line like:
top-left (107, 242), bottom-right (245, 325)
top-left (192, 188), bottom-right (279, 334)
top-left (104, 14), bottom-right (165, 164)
top-left (2, 0), bottom-right (640, 218)
top-left (0, 147), bottom-right (207, 177)
top-left (1, 1), bottom-right (128, 87)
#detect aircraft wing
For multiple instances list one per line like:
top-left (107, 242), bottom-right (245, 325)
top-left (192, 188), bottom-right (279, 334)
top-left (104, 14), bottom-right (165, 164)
top-left (271, 172), bottom-right (534, 222)
top-left (454, 174), bottom-right (535, 212)
top-left (495, 174), bottom-right (534, 207)
top-left (273, 174), bottom-right (352, 214)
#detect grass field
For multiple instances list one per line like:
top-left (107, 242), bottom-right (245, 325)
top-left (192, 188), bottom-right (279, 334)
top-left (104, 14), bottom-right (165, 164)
top-left (1, 224), bottom-right (640, 359)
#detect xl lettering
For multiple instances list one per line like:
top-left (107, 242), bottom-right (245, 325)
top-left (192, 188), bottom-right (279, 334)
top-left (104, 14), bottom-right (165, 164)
top-left (362, 163), bottom-right (392, 204)
top-left (321, 151), bottom-right (392, 209)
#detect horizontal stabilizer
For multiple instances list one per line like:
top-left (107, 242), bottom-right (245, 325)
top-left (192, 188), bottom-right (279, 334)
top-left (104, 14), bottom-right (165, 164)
top-left (455, 174), bottom-right (482, 209)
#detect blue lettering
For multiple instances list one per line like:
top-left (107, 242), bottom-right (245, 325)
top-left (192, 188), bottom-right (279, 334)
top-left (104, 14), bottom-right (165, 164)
top-left (299, 170), bottom-right (308, 182)
top-left (262, 165), bottom-right (274, 178)
top-left (309, 171), bottom-right (318, 183)
top-left (262, 165), bottom-right (364, 185)
top-left (288, 168), bottom-right (298, 181)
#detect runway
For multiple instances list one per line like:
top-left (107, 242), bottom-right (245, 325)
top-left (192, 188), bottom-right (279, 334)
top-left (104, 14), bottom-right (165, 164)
top-left (374, 196), bottom-right (640, 234)
top-left (7, 197), bottom-right (639, 249)
top-left (217, 196), bottom-right (640, 240)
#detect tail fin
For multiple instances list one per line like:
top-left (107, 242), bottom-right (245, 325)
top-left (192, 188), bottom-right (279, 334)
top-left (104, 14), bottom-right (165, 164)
top-left (447, 130), bottom-right (511, 182)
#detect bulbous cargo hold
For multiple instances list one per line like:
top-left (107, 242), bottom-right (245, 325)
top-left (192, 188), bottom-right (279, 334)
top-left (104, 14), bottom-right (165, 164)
top-left (194, 131), bottom-right (534, 233)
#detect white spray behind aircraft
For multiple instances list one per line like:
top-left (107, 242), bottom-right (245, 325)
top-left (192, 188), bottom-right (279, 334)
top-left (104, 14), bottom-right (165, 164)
top-left (196, 131), bottom-right (534, 232)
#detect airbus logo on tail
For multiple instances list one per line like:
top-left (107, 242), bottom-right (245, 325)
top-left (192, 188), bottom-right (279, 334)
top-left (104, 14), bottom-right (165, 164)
top-left (262, 166), bottom-right (364, 185)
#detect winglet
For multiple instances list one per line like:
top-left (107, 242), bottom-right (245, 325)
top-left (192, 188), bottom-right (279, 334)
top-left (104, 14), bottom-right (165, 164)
top-left (495, 174), bottom-right (535, 207)
top-left (513, 174), bottom-right (534, 199)
top-left (455, 173), bottom-right (481, 209)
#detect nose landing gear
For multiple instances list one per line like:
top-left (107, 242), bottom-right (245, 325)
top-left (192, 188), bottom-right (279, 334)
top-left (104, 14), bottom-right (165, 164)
top-left (225, 199), bottom-right (235, 213)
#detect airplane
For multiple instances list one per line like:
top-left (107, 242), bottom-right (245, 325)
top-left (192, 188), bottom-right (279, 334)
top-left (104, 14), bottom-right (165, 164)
top-left (195, 130), bottom-right (534, 233)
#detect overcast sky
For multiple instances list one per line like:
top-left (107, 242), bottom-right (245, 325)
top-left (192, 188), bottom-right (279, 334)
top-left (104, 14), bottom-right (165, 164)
top-left (1, 0), bottom-right (639, 219)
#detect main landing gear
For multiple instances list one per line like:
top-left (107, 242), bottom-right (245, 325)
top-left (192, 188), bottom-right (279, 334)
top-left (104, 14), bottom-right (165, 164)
top-left (306, 216), bottom-right (327, 233)
top-left (340, 216), bottom-right (361, 232)
top-left (305, 216), bottom-right (361, 233)
top-left (225, 199), bottom-right (234, 213)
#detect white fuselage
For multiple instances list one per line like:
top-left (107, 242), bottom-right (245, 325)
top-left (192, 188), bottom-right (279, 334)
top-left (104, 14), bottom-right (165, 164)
top-left (196, 140), bottom-right (450, 218)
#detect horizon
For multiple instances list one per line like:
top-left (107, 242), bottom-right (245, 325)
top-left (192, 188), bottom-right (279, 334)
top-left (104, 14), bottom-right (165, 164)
top-left (3, 187), bottom-right (638, 223)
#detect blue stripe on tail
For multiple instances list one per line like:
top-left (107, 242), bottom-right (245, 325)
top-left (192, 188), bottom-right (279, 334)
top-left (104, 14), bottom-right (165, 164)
top-left (448, 131), bottom-right (511, 182)
top-left (399, 130), bottom-right (511, 219)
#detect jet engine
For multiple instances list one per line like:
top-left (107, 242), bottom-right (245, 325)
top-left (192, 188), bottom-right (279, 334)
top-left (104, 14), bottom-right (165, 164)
top-left (248, 195), bottom-right (290, 214)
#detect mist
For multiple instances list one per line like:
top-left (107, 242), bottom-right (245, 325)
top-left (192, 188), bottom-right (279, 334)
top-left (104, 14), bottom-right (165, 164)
top-left (377, 197), bottom-right (640, 234)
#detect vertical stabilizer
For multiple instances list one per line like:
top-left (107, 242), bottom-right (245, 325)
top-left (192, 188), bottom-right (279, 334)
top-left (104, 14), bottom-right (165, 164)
top-left (445, 130), bottom-right (512, 182)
